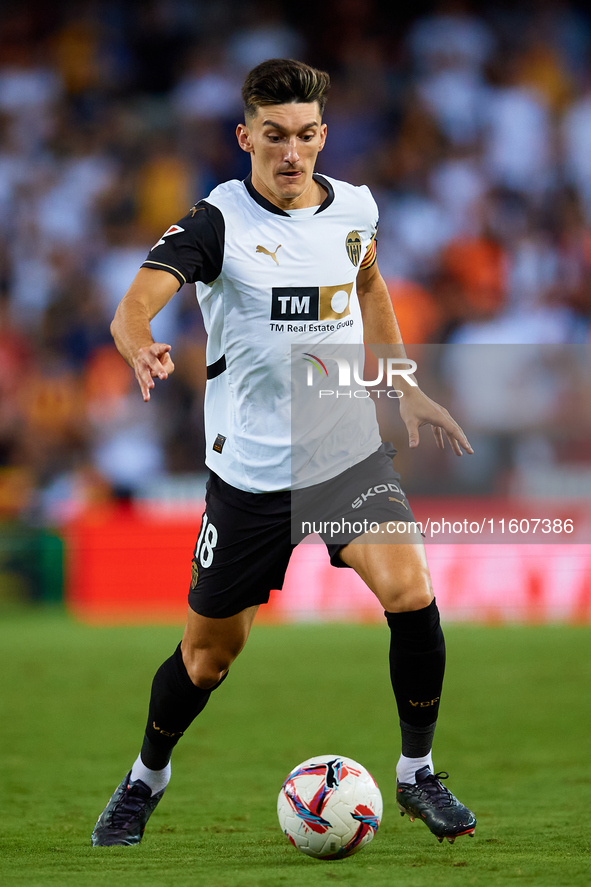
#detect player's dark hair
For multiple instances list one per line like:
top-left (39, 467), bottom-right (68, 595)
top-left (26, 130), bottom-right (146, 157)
top-left (242, 58), bottom-right (330, 119)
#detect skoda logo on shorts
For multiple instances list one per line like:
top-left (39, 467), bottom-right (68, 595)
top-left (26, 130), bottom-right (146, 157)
top-left (352, 483), bottom-right (403, 510)
top-left (271, 283), bottom-right (353, 321)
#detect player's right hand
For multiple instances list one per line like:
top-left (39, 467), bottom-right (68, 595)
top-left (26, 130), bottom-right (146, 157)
top-left (133, 342), bottom-right (175, 402)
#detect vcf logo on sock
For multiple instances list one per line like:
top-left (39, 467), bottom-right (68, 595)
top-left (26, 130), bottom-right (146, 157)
top-left (409, 697), bottom-right (440, 708)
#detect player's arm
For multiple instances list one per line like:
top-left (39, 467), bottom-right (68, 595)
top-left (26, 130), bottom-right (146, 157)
top-left (356, 260), bottom-right (473, 456)
top-left (111, 267), bottom-right (180, 402)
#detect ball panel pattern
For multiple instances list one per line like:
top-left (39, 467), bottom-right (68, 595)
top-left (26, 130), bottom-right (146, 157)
top-left (277, 754), bottom-right (382, 859)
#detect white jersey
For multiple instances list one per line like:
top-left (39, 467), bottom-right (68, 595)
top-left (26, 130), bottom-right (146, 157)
top-left (142, 173), bottom-right (382, 492)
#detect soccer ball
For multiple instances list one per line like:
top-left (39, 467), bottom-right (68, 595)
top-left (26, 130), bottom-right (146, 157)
top-left (277, 754), bottom-right (382, 860)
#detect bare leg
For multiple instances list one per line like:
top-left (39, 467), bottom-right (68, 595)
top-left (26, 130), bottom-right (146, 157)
top-left (181, 604), bottom-right (259, 687)
top-left (339, 523), bottom-right (433, 612)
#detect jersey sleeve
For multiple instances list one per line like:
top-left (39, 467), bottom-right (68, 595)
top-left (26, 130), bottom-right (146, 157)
top-left (141, 201), bottom-right (225, 286)
top-left (359, 230), bottom-right (377, 270)
top-left (358, 184), bottom-right (379, 270)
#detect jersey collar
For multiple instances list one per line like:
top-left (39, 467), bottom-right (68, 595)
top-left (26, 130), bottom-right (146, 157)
top-left (243, 173), bottom-right (335, 217)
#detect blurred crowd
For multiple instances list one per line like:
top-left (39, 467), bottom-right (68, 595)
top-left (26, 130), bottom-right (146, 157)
top-left (1, 0), bottom-right (591, 521)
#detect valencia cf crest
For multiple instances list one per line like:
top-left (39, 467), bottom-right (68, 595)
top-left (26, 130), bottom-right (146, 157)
top-left (190, 558), bottom-right (199, 590)
top-left (346, 231), bottom-right (362, 266)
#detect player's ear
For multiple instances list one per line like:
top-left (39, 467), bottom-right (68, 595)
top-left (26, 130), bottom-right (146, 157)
top-left (236, 123), bottom-right (253, 153)
top-left (318, 123), bottom-right (327, 152)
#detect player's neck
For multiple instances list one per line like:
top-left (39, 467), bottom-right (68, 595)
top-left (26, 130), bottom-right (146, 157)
top-left (250, 171), bottom-right (326, 212)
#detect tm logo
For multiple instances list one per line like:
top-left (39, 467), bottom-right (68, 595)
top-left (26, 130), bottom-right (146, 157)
top-left (271, 284), bottom-right (353, 321)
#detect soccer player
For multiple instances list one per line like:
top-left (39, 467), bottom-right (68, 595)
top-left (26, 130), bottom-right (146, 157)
top-left (92, 59), bottom-right (476, 847)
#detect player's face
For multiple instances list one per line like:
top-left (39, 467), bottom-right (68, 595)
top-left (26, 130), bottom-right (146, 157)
top-left (236, 102), bottom-right (327, 209)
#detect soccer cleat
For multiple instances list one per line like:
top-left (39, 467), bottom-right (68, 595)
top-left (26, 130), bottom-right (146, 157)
top-left (91, 771), bottom-right (165, 846)
top-left (397, 766), bottom-right (476, 843)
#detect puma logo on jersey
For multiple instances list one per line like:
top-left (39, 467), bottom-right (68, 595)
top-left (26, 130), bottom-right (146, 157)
top-left (190, 205), bottom-right (204, 217)
top-left (256, 244), bottom-right (281, 264)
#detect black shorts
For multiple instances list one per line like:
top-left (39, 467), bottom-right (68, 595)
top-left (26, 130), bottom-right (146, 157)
top-left (188, 442), bottom-right (416, 618)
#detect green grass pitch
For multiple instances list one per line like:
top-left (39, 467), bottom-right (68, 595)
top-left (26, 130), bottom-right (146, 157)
top-left (0, 609), bottom-right (590, 887)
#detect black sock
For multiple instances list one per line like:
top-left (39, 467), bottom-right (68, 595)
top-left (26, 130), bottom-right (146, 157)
top-left (385, 599), bottom-right (446, 755)
top-left (140, 643), bottom-right (227, 770)
top-left (399, 719), bottom-right (437, 759)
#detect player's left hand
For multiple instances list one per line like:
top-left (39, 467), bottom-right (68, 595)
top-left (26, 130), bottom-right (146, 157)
top-left (398, 388), bottom-right (473, 456)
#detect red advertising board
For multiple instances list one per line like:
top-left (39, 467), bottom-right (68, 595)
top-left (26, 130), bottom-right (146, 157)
top-left (65, 501), bottom-right (591, 624)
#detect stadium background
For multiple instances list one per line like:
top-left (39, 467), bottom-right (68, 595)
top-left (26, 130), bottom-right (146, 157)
top-left (1, 0), bottom-right (591, 622)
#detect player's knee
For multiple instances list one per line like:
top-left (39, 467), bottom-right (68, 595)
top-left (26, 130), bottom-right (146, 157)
top-left (182, 640), bottom-right (242, 688)
top-left (372, 563), bottom-right (433, 613)
top-left (184, 657), bottom-right (228, 689)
